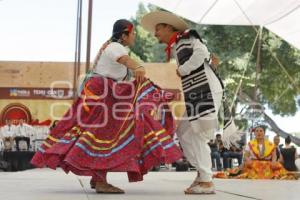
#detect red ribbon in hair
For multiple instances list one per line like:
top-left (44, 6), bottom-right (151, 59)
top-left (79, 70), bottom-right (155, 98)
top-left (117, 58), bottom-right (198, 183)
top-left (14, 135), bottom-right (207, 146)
top-left (126, 24), bottom-right (133, 34)
top-left (165, 32), bottom-right (179, 61)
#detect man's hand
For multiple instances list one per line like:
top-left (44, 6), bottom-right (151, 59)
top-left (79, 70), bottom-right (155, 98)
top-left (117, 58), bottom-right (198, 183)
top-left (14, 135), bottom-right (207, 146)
top-left (210, 53), bottom-right (220, 70)
top-left (175, 119), bottom-right (182, 128)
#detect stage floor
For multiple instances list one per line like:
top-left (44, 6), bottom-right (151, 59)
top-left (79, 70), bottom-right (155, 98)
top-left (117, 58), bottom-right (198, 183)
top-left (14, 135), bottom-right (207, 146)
top-left (0, 168), bottom-right (299, 200)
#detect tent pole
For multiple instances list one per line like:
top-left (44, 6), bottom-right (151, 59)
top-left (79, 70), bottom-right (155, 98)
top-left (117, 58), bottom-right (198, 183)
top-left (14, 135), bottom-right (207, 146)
top-left (73, 0), bottom-right (82, 100)
top-left (85, 0), bottom-right (93, 73)
top-left (253, 26), bottom-right (263, 101)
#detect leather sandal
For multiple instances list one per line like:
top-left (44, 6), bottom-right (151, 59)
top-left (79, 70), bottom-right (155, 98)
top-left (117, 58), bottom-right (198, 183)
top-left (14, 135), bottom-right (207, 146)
top-left (184, 182), bottom-right (215, 195)
top-left (90, 179), bottom-right (96, 189)
top-left (95, 182), bottom-right (125, 194)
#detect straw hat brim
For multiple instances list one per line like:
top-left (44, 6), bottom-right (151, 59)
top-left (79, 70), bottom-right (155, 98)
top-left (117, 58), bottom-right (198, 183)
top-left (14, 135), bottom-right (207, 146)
top-left (141, 11), bottom-right (188, 34)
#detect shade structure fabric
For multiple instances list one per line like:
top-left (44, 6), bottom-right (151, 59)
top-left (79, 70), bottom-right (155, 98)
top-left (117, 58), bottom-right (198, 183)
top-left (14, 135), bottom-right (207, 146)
top-left (144, 0), bottom-right (300, 49)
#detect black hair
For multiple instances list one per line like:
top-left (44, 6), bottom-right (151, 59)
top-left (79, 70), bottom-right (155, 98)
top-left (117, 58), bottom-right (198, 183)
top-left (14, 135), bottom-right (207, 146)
top-left (285, 136), bottom-right (292, 144)
top-left (254, 125), bottom-right (266, 133)
top-left (111, 19), bottom-right (133, 42)
top-left (50, 120), bottom-right (59, 130)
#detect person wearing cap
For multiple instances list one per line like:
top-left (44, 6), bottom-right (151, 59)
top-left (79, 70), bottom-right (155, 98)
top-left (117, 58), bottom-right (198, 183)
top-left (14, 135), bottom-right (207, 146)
top-left (31, 19), bottom-right (182, 194)
top-left (141, 11), bottom-right (239, 194)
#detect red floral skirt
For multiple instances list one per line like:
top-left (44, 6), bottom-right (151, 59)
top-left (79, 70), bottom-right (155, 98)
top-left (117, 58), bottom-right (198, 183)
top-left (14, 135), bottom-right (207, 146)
top-left (31, 76), bottom-right (182, 182)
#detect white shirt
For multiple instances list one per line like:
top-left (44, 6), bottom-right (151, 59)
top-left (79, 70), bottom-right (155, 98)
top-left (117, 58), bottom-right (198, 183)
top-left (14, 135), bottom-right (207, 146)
top-left (16, 123), bottom-right (33, 137)
top-left (94, 42), bottom-right (129, 81)
top-left (0, 125), bottom-right (17, 138)
top-left (172, 37), bottom-right (210, 77)
top-left (172, 36), bottom-right (223, 94)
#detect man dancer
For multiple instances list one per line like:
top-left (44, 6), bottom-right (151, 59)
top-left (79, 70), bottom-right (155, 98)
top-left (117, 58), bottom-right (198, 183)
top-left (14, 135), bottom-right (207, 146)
top-left (141, 11), bottom-right (238, 194)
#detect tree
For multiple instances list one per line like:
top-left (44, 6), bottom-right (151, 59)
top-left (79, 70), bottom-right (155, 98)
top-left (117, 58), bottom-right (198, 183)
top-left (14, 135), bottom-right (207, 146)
top-left (129, 3), bottom-right (166, 63)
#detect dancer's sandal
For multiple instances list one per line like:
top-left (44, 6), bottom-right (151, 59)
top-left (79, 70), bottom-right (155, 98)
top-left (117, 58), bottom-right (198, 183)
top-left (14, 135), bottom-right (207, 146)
top-left (90, 179), bottom-right (96, 189)
top-left (95, 182), bottom-right (125, 194)
top-left (186, 174), bottom-right (202, 190)
top-left (186, 180), bottom-right (201, 190)
top-left (184, 183), bottom-right (215, 195)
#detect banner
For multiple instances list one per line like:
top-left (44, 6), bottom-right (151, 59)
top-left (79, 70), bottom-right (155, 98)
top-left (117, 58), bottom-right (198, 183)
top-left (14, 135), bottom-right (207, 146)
top-left (0, 88), bottom-right (74, 100)
top-left (0, 87), bottom-right (181, 100)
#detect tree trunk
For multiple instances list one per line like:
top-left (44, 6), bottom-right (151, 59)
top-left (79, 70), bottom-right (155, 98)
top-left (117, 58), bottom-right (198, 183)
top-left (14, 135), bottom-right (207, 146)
top-left (263, 112), bottom-right (300, 145)
top-left (238, 92), bottom-right (300, 146)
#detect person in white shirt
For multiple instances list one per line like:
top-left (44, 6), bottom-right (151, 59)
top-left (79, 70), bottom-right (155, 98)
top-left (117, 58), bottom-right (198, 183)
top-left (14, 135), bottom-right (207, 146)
top-left (0, 119), bottom-right (16, 151)
top-left (141, 11), bottom-right (239, 194)
top-left (15, 119), bottom-right (32, 151)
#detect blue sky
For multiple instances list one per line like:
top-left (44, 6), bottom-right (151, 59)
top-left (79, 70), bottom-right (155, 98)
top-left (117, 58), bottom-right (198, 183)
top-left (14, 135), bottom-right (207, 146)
top-left (0, 0), bottom-right (299, 135)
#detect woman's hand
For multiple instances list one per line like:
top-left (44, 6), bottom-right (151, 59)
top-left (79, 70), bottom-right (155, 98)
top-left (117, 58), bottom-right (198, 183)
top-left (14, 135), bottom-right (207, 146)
top-left (117, 56), bottom-right (146, 82)
top-left (271, 161), bottom-right (277, 170)
top-left (133, 66), bottom-right (146, 82)
top-left (176, 69), bottom-right (181, 77)
top-left (245, 159), bottom-right (252, 167)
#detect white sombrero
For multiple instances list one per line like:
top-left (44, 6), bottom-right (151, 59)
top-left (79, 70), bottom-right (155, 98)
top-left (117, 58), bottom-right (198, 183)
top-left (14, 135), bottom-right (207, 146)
top-left (141, 11), bottom-right (188, 34)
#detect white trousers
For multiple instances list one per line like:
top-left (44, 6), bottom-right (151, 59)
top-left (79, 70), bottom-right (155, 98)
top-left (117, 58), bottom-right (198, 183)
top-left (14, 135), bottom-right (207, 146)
top-left (176, 63), bottom-right (223, 182)
top-left (177, 113), bottom-right (213, 182)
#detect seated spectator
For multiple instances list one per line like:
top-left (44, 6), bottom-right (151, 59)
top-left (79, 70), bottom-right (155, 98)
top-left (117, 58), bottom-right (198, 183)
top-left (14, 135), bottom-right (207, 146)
top-left (273, 135), bottom-right (281, 161)
top-left (215, 133), bottom-right (227, 157)
top-left (214, 126), bottom-right (297, 180)
top-left (237, 126), bottom-right (290, 179)
top-left (214, 133), bottom-right (243, 169)
top-left (0, 119), bottom-right (16, 151)
top-left (223, 143), bottom-right (243, 169)
top-left (15, 119), bottom-right (32, 151)
top-left (280, 136), bottom-right (299, 171)
top-left (208, 139), bottom-right (222, 171)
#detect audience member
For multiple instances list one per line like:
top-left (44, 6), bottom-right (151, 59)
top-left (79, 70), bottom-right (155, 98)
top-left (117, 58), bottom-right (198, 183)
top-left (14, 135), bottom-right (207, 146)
top-left (280, 136), bottom-right (298, 171)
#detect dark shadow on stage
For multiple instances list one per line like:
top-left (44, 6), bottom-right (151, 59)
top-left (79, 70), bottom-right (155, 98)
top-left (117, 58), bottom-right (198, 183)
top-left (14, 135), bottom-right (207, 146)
top-left (0, 151), bottom-right (35, 171)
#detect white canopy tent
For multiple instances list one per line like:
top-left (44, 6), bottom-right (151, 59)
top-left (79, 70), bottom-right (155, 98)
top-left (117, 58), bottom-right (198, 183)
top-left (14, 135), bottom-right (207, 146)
top-left (144, 0), bottom-right (300, 50)
top-left (142, 0), bottom-right (300, 144)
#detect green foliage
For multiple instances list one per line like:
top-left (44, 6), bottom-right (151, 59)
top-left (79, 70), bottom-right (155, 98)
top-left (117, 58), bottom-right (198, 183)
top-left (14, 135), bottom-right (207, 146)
top-left (259, 30), bottom-right (300, 116)
top-left (130, 3), bottom-right (166, 62)
top-left (190, 24), bottom-right (300, 117)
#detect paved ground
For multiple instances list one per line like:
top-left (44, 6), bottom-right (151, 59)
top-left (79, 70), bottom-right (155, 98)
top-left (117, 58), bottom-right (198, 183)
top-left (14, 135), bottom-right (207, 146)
top-left (0, 168), bottom-right (299, 200)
